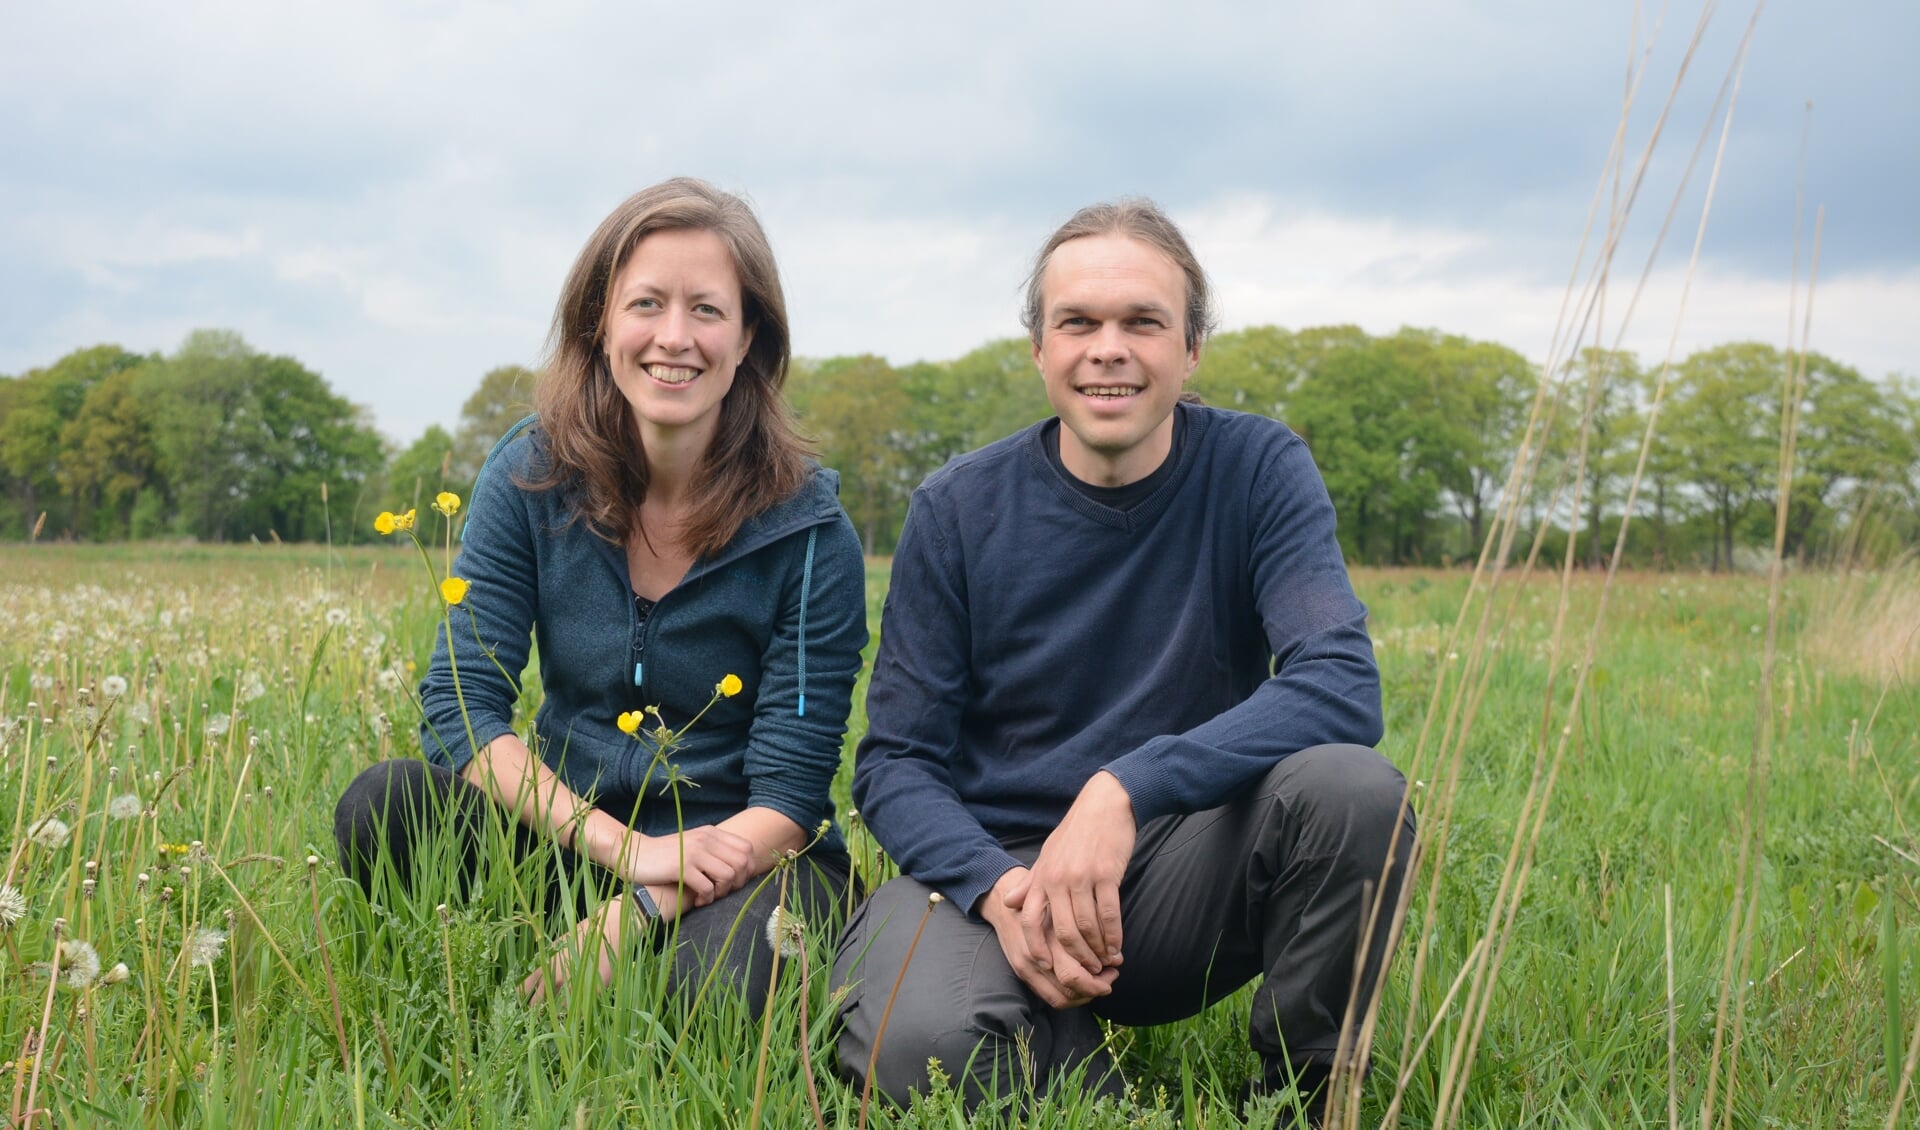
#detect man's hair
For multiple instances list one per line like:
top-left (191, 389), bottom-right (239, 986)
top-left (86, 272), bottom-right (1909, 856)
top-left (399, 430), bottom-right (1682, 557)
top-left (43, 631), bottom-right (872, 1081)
top-left (527, 177), bottom-right (810, 558)
top-left (1020, 197), bottom-right (1218, 352)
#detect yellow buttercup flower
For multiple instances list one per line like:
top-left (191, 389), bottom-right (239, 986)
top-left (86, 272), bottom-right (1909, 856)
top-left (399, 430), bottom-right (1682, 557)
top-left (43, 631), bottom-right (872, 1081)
top-left (394, 508), bottom-right (417, 532)
top-left (434, 491), bottom-right (461, 517)
top-left (440, 577), bottom-right (469, 606)
top-left (374, 512), bottom-right (396, 535)
top-left (718, 673), bottom-right (743, 698)
top-left (616, 710), bottom-right (643, 735)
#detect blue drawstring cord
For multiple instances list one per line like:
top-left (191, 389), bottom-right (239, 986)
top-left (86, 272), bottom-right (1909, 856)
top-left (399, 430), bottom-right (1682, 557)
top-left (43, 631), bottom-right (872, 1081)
top-left (797, 527), bottom-right (817, 716)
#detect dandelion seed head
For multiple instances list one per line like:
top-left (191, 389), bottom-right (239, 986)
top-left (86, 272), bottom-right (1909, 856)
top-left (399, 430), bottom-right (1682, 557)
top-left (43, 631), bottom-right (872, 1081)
top-left (0, 884), bottom-right (26, 930)
top-left (58, 939), bottom-right (102, 989)
top-left (325, 608), bottom-right (349, 627)
top-left (101, 962), bottom-right (131, 986)
top-left (102, 675), bottom-right (129, 697)
top-left (204, 713), bottom-right (231, 738)
top-left (128, 701), bottom-right (152, 725)
top-left (241, 674), bottom-right (266, 703)
top-left (107, 794), bottom-right (142, 820)
top-left (184, 926), bottom-right (226, 969)
top-left (28, 673), bottom-right (52, 691)
top-left (765, 906), bottom-right (807, 958)
top-left (28, 816), bottom-right (71, 850)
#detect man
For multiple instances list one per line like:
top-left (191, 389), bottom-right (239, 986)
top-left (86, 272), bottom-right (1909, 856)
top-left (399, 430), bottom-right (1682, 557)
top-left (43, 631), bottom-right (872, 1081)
top-left (833, 199), bottom-right (1414, 1121)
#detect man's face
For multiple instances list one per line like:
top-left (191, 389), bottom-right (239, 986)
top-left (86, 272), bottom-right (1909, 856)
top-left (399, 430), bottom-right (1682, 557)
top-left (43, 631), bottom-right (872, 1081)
top-left (1032, 234), bottom-right (1200, 487)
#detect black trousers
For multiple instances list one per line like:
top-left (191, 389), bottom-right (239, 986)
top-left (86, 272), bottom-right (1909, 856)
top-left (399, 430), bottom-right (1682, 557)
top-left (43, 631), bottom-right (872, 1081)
top-left (831, 744), bottom-right (1415, 1109)
top-left (334, 758), bottom-right (852, 1014)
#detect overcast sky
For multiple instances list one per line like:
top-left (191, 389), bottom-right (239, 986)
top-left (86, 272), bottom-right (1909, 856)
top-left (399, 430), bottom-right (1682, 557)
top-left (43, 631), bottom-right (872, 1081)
top-left (3, 1), bottom-right (1914, 445)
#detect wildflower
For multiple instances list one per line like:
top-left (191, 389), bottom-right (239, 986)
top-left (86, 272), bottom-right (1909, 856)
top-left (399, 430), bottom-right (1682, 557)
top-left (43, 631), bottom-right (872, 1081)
top-left (440, 576), bottom-right (470, 606)
top-left (394, 508), bottom-right (417, 532)
top-left (102, 675), bottom-right (129, 697)
top-left (107, 794), bottom-right (142, 820)
top-left (57, 939), bottom-right (102, 989)
top-left (374, 511), bottom-right (397, 535)
top-left (433, 491), bottom-right (461, 517)
top-left (325, 608), bottom-right (349, 627)
top-left (719, 673), bottom-right (743, 698)
top-left (100, 963), bottom-right (131, 986)
top-left (28, 816), bottom-right (71, 850)
top-left (765, 906), bottom-right (806, 959)
top-left (204, 713), bottom-right (231, 738)
top-left (0, 884), bottom-right (25, 930)
top-left (617, 710), bottom-right (644, 735)
top-left (184, 926), bottom-right (227, 969)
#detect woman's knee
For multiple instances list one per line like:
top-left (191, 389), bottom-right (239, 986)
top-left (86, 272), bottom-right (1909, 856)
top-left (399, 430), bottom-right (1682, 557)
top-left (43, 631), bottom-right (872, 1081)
top-left (333, 759), bottom-right (448, 887)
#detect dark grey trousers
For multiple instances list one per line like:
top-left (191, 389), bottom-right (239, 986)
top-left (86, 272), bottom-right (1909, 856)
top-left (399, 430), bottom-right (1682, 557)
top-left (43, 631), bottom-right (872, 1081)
top-left (831, 744), bottom-right (1414, 1108)
top-left (334, 757), bottom-right (852, 1014)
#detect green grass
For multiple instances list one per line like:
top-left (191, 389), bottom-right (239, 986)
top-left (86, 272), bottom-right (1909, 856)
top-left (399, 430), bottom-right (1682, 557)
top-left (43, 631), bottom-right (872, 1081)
top-left (1, 544), bottom-right (1916, 1127)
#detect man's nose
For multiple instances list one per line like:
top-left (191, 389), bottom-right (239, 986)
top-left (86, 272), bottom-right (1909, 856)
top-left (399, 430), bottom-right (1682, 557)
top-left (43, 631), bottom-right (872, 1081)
top-left (1087, 325), bottom-right (1129, 365)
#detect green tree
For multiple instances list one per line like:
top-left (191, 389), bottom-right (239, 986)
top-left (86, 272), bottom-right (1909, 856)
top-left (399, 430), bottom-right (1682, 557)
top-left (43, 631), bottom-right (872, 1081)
top-left (385, 424), bottom-right (462, 544)
top-left (1287, 334), bottom-right (1452, 563)
top-left (0, 344), bottom-right (143, 538)
top-left (1781, 353), bottom-right (1917, 559)
top-left (1663, 343), bottom-right (1781, 571)
top-left (57, 362), bottom-right (161, 539)
top-left (452, 364), bottom-right (539, 486)
top-left (790, 354), bottom-right (915, 554)
top-left (1410, 331), bottom-right (1539, 561)
top-left (141, 330), bottom-right (383, 542)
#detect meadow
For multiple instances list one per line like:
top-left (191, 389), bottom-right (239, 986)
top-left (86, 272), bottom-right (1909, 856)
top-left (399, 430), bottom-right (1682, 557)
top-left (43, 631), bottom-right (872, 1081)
top-left (2, 540), bottom-right (1916, 1128)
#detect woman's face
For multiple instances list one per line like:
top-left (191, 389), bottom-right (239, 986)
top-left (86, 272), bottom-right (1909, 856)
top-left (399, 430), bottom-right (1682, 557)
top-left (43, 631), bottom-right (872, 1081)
top-left (602, 227), bottom-right (754, 452)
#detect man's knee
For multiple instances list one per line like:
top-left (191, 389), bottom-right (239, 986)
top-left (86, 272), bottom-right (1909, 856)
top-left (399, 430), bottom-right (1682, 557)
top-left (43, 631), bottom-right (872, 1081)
top-left (1266, 744), bottom-right (1415, 866)
top-left (833, 878), bottom-right (1035, 1107)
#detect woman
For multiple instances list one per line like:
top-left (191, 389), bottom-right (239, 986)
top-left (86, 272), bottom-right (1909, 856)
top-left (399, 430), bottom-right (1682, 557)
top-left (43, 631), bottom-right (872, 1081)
top-left (334, 178), bottom-right (867, 1010)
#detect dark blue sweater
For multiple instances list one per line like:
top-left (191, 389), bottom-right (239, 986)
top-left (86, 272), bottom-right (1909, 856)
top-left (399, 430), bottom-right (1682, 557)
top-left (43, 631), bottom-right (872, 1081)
top-left (852, 404), bottom-right (1383, 913)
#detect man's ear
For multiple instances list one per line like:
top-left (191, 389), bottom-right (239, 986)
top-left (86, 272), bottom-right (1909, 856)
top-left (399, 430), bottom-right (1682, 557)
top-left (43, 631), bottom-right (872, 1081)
top-left (1184, 341), bottom-right (1202, 380)
top-left (1031, 334), bottom-right (1044, 372)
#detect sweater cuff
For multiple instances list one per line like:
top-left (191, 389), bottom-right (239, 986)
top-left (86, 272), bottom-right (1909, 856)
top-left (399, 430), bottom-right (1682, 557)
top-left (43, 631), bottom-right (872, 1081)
top-left (951, 845), bottom-right (1026, 921)
top-left (1102, 739), bottom-right (1182, 827)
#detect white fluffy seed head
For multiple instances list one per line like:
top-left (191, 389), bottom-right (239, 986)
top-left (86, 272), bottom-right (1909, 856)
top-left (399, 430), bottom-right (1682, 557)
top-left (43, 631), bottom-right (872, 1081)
top-left (764, 907), bottom-right (807, 959)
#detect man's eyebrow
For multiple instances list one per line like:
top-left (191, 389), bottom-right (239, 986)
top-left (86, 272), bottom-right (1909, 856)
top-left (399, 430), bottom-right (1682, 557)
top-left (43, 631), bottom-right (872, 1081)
top-left (1048, 301), bottom-right (1175, 320)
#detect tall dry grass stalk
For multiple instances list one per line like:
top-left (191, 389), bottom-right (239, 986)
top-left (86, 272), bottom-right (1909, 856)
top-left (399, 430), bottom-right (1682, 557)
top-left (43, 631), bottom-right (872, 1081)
top-left (1801, 561), bottom-right (1920, 687)
top-left (1334, 4), bottom-right (1778, 1127)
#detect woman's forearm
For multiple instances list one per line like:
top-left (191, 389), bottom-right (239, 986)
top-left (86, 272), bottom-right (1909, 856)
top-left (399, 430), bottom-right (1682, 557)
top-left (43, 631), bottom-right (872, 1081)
top-left (460, 734), bottom-right (631, 872)
top-left (714, 806), bottom-right (810, 876)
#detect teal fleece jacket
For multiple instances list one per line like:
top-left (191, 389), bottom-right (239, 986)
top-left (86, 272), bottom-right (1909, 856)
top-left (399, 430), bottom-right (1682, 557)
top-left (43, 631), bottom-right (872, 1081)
top-left (418, 420), bottom-right (868, 856)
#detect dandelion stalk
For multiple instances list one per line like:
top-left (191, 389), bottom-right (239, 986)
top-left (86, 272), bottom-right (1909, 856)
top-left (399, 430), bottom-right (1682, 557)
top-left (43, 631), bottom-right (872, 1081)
top-left (437, 903), bottom-right (467, 1090)
top-left (745, 871), bottom-right (791, 1130)
top-left (860, 891), bottom-right (942, 1130)
top-left (794, 902), bottom-right (828, 1130)
top-left (308, 854), bottom-right (352, 1073)
top-left (20, 917), bottom-right (64, 1130)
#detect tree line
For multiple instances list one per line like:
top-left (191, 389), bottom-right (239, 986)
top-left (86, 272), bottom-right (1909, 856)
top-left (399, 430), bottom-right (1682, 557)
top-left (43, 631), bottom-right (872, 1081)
top-left (4, 326), bottom-right (1915, 567)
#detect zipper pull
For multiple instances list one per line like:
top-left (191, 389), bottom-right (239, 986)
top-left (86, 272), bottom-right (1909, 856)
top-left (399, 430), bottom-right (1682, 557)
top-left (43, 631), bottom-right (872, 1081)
top-left (634, 662), bottom-right (643, 687)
